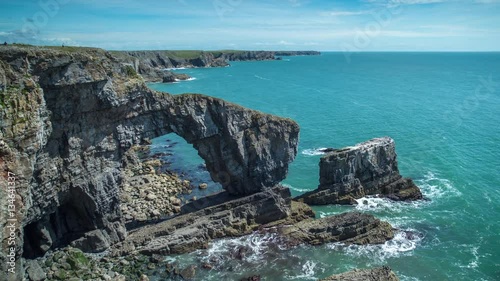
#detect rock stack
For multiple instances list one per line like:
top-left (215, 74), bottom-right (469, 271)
top-left (296, 137), bottom-right (422, 205)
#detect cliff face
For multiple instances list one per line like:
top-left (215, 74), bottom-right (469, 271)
top-left (111, 50), bottom-right (321, 82)
top-left (0, 46), bottom-right (299, 269)
top-left (296, 137), bottom-right (422, 205)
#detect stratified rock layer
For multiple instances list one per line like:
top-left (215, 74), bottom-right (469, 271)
top-left (320, 266), bottom-right (400, 281)
top-left (114, 188), bottom-right (393, 257)
top-left (279, 212), bottom-right (394, 246)
top-left (296, 137), bottom-right (422, 205)
top-left (0, 46), bottom-right (298, 266)
top-left (116, 186), bottom-right (292, 256)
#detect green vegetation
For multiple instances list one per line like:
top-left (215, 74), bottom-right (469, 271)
top-left (164, 50), bottom-right (251, 59)
top-left (163, 50), bottom-right (204, 59)
top-left (44, 45), bottom-right (102, 53)
top-left (123, 65), bottom-right (138, 78)
top-left (110, 49), bottom-right (252, 60)
top-left (66, 248), bottom-right (90, 270)
top-left (2, 44), bottom-right (102, 54)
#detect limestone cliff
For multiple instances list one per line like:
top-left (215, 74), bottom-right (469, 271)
top-left (111, 50), bottom-right (321, 82)
top-left (296, 137), bottom-right (422, 205)
top-left (0, 45), bottom-right (299, 273)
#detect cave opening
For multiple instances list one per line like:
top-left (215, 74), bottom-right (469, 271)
top-left (23, 190), bottom-right (99, 258)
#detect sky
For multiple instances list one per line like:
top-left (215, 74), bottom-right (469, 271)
top-left (0, 0), bottom-right (499, 51)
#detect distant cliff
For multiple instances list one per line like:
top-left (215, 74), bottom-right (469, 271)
top-left (111, 50), bottom-right (321, 82)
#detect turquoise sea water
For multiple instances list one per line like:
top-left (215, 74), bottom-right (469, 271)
top-left (147, 53), bottom-right (500, 281)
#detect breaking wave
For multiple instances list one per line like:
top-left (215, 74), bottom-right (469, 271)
top-left (301, 148), bottom-right (328, 156)
top-left (327, 230), bottom-right (423, 263)
top-left (282, 183), bottom-right (312, 193)
top-left (415, 171), bottom-right (462, 199)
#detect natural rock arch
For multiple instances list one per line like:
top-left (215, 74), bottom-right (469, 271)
top-left (0, 47), bottom-right (299, 259)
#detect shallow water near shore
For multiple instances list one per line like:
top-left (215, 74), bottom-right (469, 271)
top-left (147, 53), bottom-right (500, 280)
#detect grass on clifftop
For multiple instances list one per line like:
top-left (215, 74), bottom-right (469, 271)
top-left (109, 49), bottom-right (252, 60)
top-left (0, 43), bottom-right (103, 54)
top-left (159, 50), bottom-right (248, 59)
top-left (166, 50), bottom-right (249, 59)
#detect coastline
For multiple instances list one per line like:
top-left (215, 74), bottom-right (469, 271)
top-left (1, 45), bottom-right (417, 281)
top-left (111, 49), bottom-right (321, 83)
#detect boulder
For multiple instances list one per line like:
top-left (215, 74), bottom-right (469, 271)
top-left (26, 260), bottom-right (46, 281)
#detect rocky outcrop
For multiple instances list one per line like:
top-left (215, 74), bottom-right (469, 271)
top-left (279, 212), bottom-right (394, 246)
top-left (218, 51), bottom-right (276, 62)
top-left (113, 188), bottom-right (393, 257)
top-left (0, 45), bottom-right (299, 269)
top-left (320, 266), bottom-right (399, 281)
top-left (115, 186), bottom-right (292, 256)
top-left (111, 50), bottom-right (228, 82)
top-left (296, 137), bottom-right (422, 205)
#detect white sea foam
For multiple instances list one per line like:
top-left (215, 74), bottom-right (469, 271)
top-left (164, 67), bottom-right (187, 70)
top-left (318, 211), bottom-right (337, 218)
top-left (458, 245), bottom-right (481, 269)
top-left (287, 260), bottom-right (318, 280)
top-left (301, 148), bottom-right (328, 156)
top-left (202, 232), bottom-right (278, 264)
top-left (415, 171), bottom-right (461, 199)
top-left (163, 256), bottom-right (177, 263)
top-left (352, 196), bottom-right (425, 214)
top-left (282, 183), bottom-right (311, 193)
top-left (174, 77), bottom-right (197, 82)
top-left (350, 171), bottom-right (460, 212)
top-left (355, 196), bottom-right (401, 211)
top-left (327, 230), bottom-right (423, 262)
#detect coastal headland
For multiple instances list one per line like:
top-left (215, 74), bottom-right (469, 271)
top-left (0, 45), bottom-right (418, 281)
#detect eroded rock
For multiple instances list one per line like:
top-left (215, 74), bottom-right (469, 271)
top-left (279, 212), bottom-right (394, 246)
top-left (320, 266), bottom-right (399, 281)
top-left (296, 137), bottom-right (422, 205)
top-left (118, 186), bottom-right (292, 256)
top-left (0, 46), bottom-right (298, 262)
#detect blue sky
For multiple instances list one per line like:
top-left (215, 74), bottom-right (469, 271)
top-left (0, 0), bottom-right (499, 51)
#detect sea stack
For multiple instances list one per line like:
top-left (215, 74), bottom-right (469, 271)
top-left (296, 137), bottom-right (423, 205)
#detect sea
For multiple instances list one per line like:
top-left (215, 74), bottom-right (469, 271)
top-left (146, 52), bottom-right (500, 281)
